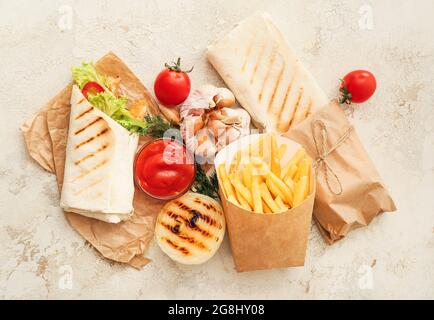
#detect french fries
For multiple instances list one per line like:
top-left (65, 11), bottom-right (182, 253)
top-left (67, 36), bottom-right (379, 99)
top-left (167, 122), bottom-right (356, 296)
top-left (267, 171), bottom-right (293, 206)
top-left (288, 148), bottom-right (307, 168)
top-left (284, 176), bottom-right (295, 191)
top-left (249, 135), bottom-right (264, 158)
top-left (288, 164), bottom-right (298, 180)
top-left (235, 189), bottom-right (251, 210)
top-left (270, 133), bottom-right (281, 177)
top-left (217, 133), bottom-right (312, 213)
top-left (262, 200), bottom-right (272, 213)
top-left (275, 195), bottom-right (287, 211)
top-left (278, 144), bottom-right (287, 159)
top-left (298, 158), bottom-right (311, 180)
top-left (293, 176), bottom-right (309, 207)
top-left (259, 183), bottom-right (280, 213)
top-left (281, 162), bottom-right (297, 180)
top-left (251, 176), bottom-right (263, 213)
top-left (265, 177), bottom-right (285, 201)
top-left (218, 164), bottom-right (238, 205)
top-left (229, 173), bottom-right (253, 208)
top-left (242, 163), bottom-right (253, 190)
top-left (282, 148), bottom-right (305, 179)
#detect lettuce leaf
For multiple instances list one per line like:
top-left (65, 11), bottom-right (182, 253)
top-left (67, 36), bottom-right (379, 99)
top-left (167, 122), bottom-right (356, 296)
top-left (112, 108), bottom-right (148, 133)
top-left (87, 92), bottom-right (148, 133)
top-left (72, 62), bottom-right (109, 89)
top-left (87, 92), bottom-right (127, 117)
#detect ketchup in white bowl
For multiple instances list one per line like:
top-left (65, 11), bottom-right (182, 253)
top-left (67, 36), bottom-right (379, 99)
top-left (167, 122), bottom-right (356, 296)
top-left (134, 138), bottom-right (196, 200)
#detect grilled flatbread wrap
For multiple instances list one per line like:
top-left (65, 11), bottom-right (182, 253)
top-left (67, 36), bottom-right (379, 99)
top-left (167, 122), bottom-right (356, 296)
top-left (60, 85), bottom-right (138, 223)
top-left (155, 192), bottom-right (225, 264)
top-left (207, 12), bottom-right (328, 133)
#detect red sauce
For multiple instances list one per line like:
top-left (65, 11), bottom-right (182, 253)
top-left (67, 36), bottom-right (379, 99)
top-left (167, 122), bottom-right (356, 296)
top-left (134, 139), bottom-right (195, 199)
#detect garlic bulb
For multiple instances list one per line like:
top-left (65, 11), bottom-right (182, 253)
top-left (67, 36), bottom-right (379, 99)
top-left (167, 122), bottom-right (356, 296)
top-left (180, 85), bottom-right (251, 159)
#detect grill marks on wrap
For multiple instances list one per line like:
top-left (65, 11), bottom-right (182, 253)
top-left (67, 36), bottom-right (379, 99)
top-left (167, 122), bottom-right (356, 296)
top-left (74, 143), bottom-right (110, 165)
top-left (73, 178), bottom-right (104, 196)
top-left (158, 198), bottom-right (224, 256)
top-left (241, 41), bottom-right (253, 72)
top-left (267, 64), bottom-right (285, 112)
top-left (72, 159), bottom-right (109, 182)
top-left (71, 102), bottom-right (112, 185)
top-left (274, 74), bottom-right (294, 122)
top-left (299, 99), bottom-right (313, 121)
top-left (278, 88), bottom-right (303, 133)
top-left (250, 45), bottom-right (266, 84)
top-left (272, 65), bottom-right (310, 132)
top-left (75, 128), bottom-right (109, 149)
top-left (238, 38), bottom-right (314, 132)
top-left (74, 117), bottom-right (104, 135)
top-left (258, 48), bottom-right (276, 102)
top-left (75, 107), bottom-right (93, 120)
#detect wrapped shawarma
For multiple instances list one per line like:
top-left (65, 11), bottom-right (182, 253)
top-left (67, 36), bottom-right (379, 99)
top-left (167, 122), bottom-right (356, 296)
top-left (60, 62), bottom-right (152, 223)
top-left (60, 86), bottom-right (138, 223)
top-left (22, 52), bottom-right (165, 268)
top-left (207, 12), bottom-right (328, 133)
top-left (285, 101), bottom-right (397, 243)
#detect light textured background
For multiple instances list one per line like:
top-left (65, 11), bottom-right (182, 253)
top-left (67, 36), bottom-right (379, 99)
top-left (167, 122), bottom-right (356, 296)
top-left (0, 0), bottom-right (433, 299)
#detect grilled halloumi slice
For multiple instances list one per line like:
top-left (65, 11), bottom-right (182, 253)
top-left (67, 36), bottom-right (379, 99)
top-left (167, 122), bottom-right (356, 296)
top-left (60, 85), bottom-right (138, 223)
top-left (207, 12), bottom-right (328, 133)
top-left (155, 192), bottom-right (226, 265)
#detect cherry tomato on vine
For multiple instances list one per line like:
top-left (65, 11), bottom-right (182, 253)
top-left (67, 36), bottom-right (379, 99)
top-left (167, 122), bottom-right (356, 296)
top-left (154, 58), bottom-right (193, 107)
top-left (339, 70), bottom-right (377, 104)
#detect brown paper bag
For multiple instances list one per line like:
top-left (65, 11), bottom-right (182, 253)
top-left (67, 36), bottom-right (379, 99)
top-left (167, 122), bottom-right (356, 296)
top-left (21, 52), bottom-right (166, 268)
top-left (286, 100), bottom-right (396, 244)
top-left (214, 134), bottom-right (316, 272)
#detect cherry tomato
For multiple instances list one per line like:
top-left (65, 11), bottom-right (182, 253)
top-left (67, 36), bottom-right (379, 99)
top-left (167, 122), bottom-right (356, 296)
top-left (339, 70), bottom-right (377, 104)
top-left (82, 81), bottom-right (105, 99)
top-left (154, 58), bottom-right (193, 107)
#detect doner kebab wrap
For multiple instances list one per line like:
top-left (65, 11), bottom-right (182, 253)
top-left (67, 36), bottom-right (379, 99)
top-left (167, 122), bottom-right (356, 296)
top-left (60, 63), bottom-right (152, 223)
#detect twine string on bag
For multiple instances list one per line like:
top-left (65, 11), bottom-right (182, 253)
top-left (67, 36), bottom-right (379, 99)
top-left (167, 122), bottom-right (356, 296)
top-left (311, 120), bottom-right (353, 195)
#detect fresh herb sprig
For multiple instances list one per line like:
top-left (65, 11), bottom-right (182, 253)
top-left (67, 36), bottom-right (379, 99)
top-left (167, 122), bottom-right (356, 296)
top-left (191, 164), bottom-right (220, 200)
top-left (143, 114), bottom-right (179, 138)
top-left (118, 114), bottom-right (181, 139)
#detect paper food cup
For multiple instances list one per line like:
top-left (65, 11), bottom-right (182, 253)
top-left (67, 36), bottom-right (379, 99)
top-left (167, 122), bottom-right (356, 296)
top-left (214, 134), bottom-right (316, 272)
